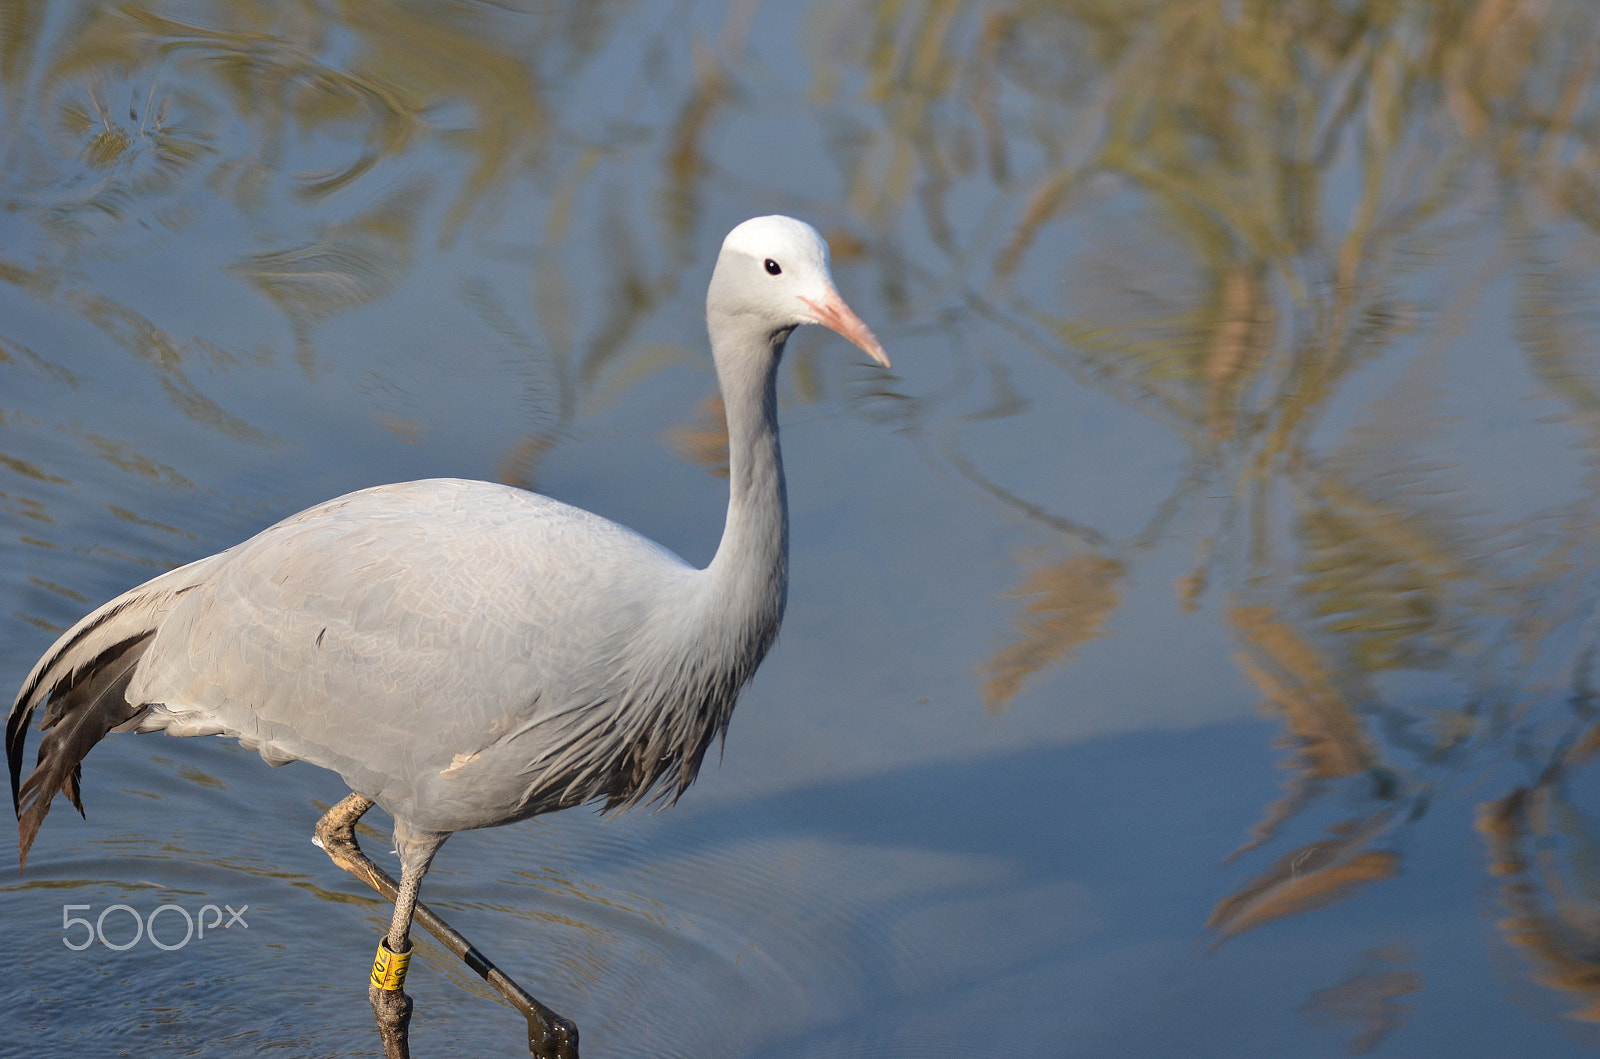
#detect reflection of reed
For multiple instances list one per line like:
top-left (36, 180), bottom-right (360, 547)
top-left (980, 552), bottom-right (1121, 711)
top-left (230, 187), bottom-right (423, 361)
top-left (1228, 606), bottom-right (1380, 855)
top-left (1299, 946), bottom-right (1422, 1055)
top-left (668, 394), bottom-right (731, 480)
top-left (1479, 783), bottom-right (1600, 1024)
top-left (1209, 813), bottom-right (1398, 941)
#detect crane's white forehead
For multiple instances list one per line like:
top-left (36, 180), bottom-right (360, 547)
top-left (721, 215), bottom-right (830, 270)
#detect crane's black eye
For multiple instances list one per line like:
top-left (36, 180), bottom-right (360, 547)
top-left (764, 259), bottom-right (782, 276)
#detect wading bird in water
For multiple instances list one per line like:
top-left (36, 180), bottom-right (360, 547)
top-left (7, 215), bottom-right (890, 1059)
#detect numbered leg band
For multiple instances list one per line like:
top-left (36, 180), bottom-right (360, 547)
top-left (371, 938), bottom-right (412, 991)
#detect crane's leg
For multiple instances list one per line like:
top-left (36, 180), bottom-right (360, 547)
top-left (313, 793), bottom-right (580, 1059)
top-left (368, 849), bottom-right (427, 1058)
top-left (364, 821), bottom-right (450, 1059)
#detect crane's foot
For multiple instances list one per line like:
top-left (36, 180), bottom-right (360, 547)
top-left (314, 792), bottom-right (382, 887)
top-left (527, 1010), bottom-right (580, 1059)
top-left (369, 980), bottom-right (414, 1059)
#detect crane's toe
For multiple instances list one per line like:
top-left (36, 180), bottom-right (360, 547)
top-left (527, 1011), bottom-right (580, 1059)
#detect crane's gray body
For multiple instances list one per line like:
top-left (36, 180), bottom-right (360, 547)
top-left (117, 477), bottom-right (741, 832)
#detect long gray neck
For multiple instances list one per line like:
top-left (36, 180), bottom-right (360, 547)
top-left (702, 312), bottom-right (789, 649)
top-left (580, 311), bottom-right (789, 810)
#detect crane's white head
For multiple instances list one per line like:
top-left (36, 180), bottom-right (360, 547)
top-left (709, 215), bottom-right (890, 369)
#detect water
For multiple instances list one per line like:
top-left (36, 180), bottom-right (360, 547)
top-left (4, 1), bottom-right (1600, 1054)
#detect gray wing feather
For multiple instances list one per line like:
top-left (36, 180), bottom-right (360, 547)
top-left (127, 479), bottom-right (697, 824)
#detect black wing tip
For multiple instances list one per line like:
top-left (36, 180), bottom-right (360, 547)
top-left (8, 631), bottom-right (151, 870)
top-left (7, 693), bottom-right (34, 819)
top-left (7, 595), bottom-right (144, 808)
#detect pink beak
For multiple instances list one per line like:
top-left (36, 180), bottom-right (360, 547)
top-left (800, 291), bottom-right (891, 369)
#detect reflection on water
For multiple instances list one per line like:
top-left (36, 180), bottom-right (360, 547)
top-left (1300, 946), bottom-right (1423, 1056)
top-left (7, 0), bottom-right (1600, 1055)
top-left (928, 5), bottom-right (1600, 1031)
top-left (1478, 762), bottom-right (1600, 1024)
top-left (830, 0), bottom-right (1600, 1041)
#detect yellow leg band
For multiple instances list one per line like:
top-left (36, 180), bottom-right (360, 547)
top-left (371, 938), bottom-right (412, 991)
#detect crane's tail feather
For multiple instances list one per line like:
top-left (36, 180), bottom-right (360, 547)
top-left (7, 553), bottom-right (223, 868)
top-left (7, 597), bottom-right (137, 810)
top-left (14, 633), bottom-right (152, 868)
